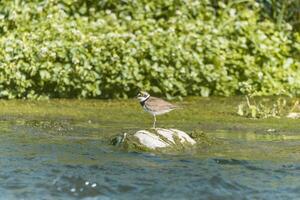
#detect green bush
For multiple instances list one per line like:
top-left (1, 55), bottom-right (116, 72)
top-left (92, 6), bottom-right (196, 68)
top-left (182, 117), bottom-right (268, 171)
top-left (258, 0), bottom-right (300, 31)
top-left (0, 0), bottom-right (299, 99)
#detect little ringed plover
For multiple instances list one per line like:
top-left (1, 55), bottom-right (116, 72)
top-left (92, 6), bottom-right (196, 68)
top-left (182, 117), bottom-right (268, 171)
top-left (137, 91), bottom-right (177, 128)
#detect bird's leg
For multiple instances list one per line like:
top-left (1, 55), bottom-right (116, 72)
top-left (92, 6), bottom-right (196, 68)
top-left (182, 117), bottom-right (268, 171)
top-left (153, 115), bottom-right (156, 129)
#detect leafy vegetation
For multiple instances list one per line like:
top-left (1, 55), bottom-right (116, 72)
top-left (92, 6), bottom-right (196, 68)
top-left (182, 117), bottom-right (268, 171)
top-left (237, 96), bottom-right (289, 119)
top-left (0, 0), bottom-right (299, 99)
top-left (258, 0), bottom-right (300, 31)
top-left (237, 94), bottom-right (300, 119)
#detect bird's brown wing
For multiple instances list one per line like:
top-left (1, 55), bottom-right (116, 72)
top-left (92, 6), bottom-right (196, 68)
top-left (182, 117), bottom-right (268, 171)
top-left (146, 97), bottom-right (177, 112)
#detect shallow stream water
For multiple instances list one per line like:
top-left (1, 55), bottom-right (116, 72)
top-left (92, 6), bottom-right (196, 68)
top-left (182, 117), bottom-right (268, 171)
top-left (1, 97), bottom-right (300, 199)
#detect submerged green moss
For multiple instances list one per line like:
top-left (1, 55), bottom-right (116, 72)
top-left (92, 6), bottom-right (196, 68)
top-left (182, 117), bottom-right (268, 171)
top-left (189, 130), bottom-right (222, 150)
top-left (25, 120), bottom-right (73, 132)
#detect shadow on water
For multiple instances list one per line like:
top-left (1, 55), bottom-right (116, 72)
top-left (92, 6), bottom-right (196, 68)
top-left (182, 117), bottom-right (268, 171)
top-left (1, 97), bottom-right (300, 199)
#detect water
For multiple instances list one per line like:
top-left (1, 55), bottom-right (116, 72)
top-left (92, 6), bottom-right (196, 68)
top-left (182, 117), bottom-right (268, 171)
top-left (0, 98), bottom-right (300, 199)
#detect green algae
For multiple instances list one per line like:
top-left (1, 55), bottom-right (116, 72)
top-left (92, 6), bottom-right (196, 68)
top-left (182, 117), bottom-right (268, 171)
top-left (0, 97), bottom-right (300, 161)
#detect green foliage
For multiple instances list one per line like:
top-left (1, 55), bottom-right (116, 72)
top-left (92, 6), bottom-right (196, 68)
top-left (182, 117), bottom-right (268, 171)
top-left (258, 0), bottom-right (300, 31)
top-left (0, 0), bottom-right (299, 99)
top-left (237, 96), bottom-right (300, 120)
top-left (237, 96), bottom-right (289, 118)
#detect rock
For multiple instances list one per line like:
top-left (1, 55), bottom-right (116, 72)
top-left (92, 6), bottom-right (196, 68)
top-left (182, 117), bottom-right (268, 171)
top-left (111, 128), bottom-right (196, 152)
top-left (134, 130), bottom-right (170, 149)
top-left (287, 112), bottom-right (300, 119)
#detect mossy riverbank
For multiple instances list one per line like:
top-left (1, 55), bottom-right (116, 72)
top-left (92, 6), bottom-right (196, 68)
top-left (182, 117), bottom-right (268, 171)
top-left (0, 97), bottom-right (300, 161)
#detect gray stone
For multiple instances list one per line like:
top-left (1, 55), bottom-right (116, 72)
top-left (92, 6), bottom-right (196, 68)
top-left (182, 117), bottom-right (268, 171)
top-left (134, 130), bottom-right (170, 149)
top-left (111, 128), bottom-right (197, 152)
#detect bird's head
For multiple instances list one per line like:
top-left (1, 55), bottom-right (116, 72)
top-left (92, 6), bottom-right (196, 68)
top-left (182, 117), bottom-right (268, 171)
top-left (137, 91), bottom-right (150, 102)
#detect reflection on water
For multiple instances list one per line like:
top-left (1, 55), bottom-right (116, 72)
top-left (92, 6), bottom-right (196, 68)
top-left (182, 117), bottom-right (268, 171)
top-left (0, 98), bottom-right (300, 199)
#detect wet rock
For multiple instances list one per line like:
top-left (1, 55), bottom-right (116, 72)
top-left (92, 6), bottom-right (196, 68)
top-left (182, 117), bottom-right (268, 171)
top-left (286, 112), bottom-right (300, 119)
top-left (134, 130), bottom-right (169, 149)
top-left (111, 128), bottom-right (196, 152)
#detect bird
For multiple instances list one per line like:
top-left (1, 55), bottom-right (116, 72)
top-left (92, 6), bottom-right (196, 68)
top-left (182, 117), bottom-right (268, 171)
top-left (137, 91), bottom-right (177, 128)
